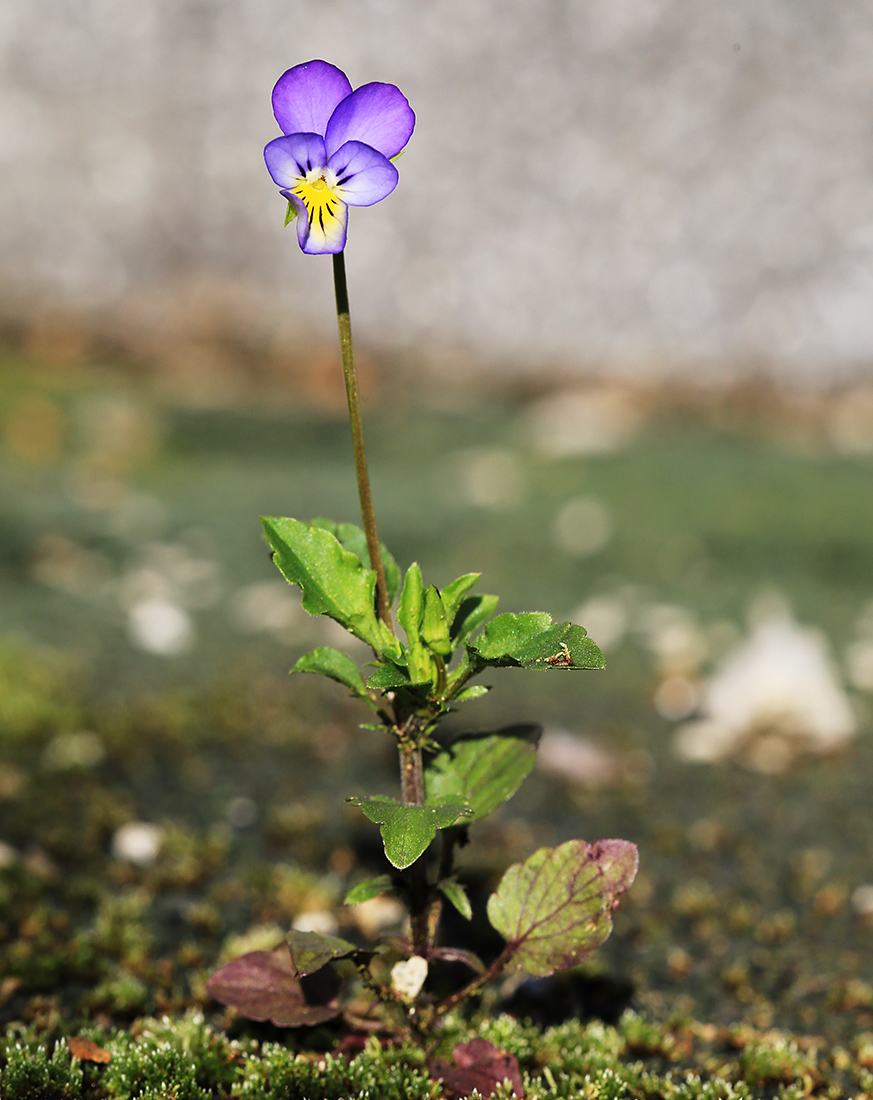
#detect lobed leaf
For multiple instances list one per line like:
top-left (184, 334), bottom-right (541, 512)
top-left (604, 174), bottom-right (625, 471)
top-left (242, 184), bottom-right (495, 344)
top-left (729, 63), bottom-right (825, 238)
top-left (487, 838), bottom-right (639, 977)
top-left (310, 517), bottom-right (401, 605)
top-left (285, 929), bottom-right (358, 977)
top-left (439, 572), bottom-right (481, 625)
top-left (349, 796), bottom-right (471, 869)
top-left (470, 613), bottom-right (605, 671)
top-left (206, 948), bottom-right (340, 1027)
top-left (426, 725), bottom-right (541, 822)
top-left (291, 647), bottom-right (375, 707)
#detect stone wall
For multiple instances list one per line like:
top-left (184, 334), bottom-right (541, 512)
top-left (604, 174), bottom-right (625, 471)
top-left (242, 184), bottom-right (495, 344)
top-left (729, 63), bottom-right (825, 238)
top-left (4, 0), bottom-right (873, 383)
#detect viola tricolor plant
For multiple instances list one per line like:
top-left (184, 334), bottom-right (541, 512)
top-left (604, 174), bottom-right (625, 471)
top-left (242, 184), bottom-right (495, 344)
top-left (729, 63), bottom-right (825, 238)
top-left (209, 59), bottom-right (638, 1058)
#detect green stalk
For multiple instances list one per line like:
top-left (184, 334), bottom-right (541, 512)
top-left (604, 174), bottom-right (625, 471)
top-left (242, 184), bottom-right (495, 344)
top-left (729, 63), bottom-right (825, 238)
top-left (332, 250), bottom-right (392, 630)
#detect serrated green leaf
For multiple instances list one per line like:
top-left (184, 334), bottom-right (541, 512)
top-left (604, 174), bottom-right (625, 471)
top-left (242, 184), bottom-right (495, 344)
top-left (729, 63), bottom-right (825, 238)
top-left (438, 879), bottom-right (472, 921)
top-left (439, 573), bottom-right (481, 624)
top-left (421, 584), bottom-right (452, 656)
top-left (425, 725), bottom-right (540, 822)
top-left (286, 929), bottom-right (358, 977)
top-left (310, 518), bottom-right (401, 605)
top-left (261, 517), bottom-right (401, 661)
top-left (487, 839), bottom-right (639, 977)
top-left (349, 796), bottom-right (471, 870)
top-left (470, 613), bottom-right (605, 671)
top-left (344, 874), bottom-right (394, 906)
top-left (451, 593), bottom-right (499, 645)
top-left (292, 647), bottom-right (375, 708)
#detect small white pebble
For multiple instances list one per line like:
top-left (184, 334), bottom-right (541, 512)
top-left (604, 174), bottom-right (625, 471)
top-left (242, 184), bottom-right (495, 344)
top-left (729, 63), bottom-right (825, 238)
top-left (391, 956), bottom-right (428, 1002)
top-left (128, 598), bottom-right (194, 656)
top-left (111, 822), bottom-right (163, 866)
top-left (292, 910), bottom-right (339, 936)
top-left (851, 884), bottom-right (873, 916)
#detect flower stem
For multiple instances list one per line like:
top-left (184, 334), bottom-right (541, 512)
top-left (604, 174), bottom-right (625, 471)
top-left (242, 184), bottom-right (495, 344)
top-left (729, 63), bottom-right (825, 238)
top-left (332, 250), bottom-right (392, 630)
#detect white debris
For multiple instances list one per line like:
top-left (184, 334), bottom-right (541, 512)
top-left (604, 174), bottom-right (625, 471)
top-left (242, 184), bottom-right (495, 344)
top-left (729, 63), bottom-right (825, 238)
top-left (571, 594), bottom-right (628, 652)
top-left (0, 841), bottom-right (17, 869)
top-left (537, 729), bottom-right (619, 788)
top-left (390, 955), bottom-right (428, 1003)
top-left (552, 496), bottom-right (613, 558)
top-left (128, 597), bottom-right (194, 655)
top-left (292, 910), bottom-right (339, 936)
top-left (525, 388), bottom-right (642, 457)
top-left (447, 447), bottom-right (527, 510)
top-left (674, 618), bottom-right (856, 772)
top-left (111, 822), bottom-right (164, 866)
top-left (41, 731), bottom-right (106, 771)
top-left (349, 895), bottom-right (406, 938)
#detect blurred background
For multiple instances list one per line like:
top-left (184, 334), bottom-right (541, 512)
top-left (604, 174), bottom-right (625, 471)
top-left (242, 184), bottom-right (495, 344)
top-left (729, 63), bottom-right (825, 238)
top-left (1, 0), bottom-right (873, 1042)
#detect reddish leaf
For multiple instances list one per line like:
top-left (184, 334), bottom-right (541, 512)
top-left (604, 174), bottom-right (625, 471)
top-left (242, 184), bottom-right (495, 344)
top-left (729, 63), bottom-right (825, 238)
top-left (68, 1036), bottom-right (111, 1064)
top-left (429, 1038), bottom-right (525, 1099)
top-left (206, 948), bottom-right (340, 1026)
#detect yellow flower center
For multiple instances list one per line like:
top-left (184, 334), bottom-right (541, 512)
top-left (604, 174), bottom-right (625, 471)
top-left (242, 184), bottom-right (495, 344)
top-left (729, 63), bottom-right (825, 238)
top-left (291, 167), bottom-right (342, 233)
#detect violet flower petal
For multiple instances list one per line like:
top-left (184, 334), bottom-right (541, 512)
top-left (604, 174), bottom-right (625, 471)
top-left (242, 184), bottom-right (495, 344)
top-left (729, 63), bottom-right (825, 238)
top-left (328, 141), bottom-right (399, 207)
top-left (324, 82), bottom-right (415, 160)
top-left (264, 133), bottom-right (327, 188)
top-left (282, 190), bottom-right (349, 255)
top-left (272, 60), bottom-right (352, 137)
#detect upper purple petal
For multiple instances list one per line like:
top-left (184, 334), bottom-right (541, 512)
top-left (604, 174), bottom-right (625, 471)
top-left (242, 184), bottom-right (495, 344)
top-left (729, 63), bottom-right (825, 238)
top-left (324, 82), bottom-right (415, 160)
top-left (264, 133), bottom-right (327, 188)
top-left (272, 60), bottom-right (353, 137)
top-left (328, 141), bottom-right (399, 207)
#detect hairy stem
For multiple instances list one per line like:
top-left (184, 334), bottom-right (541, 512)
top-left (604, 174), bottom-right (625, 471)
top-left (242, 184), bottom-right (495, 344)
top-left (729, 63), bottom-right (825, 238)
top-left (332, 250), bottom-right (392, 630)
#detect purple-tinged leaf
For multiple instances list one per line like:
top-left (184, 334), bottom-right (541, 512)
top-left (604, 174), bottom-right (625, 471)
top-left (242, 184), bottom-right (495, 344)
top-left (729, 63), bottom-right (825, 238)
top-left (206, 948), bottom-right (340, 1026)
top-left (429, 1038), bottom-right (525, 1099)
top-left (487, 838), bottom-right (639, 977)
top-left (430, 946), bottom-right (486, 974)
top-left (286, 929), bottom-right (358, 977)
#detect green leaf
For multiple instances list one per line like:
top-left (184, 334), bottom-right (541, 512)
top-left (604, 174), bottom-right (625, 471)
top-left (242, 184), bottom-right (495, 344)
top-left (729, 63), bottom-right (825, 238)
top-left (438, 879), bottom-right (472, 921)
top-left (451, 593), bottom-right (499, 645)
top-left (261, 516), bottom-right (400, 661)
top-left (344, 874), bottom-right (394, 906)
top-left (365, 663), bottom-right (432, 693)
top-left (425, 725), bottom-right (540, 822)
top-left (285, 929), bottom-right (359, 977)
top-left (438, 573), bottom-right (480, 626)
top-left (349, 796), bottom-right (471, 870)
top-left (470, 613), bottom-right (605, 670)
top-left (397, 563), bottom-right (437, 682)
top-left (284, 200), bottom-right (298, 226)
top-left (454, 684), bottom-right (490, 702)
top-left (310, 517), bottom-right (401, 605)
top-left (292, 647), bottom-right (375, 708)
top-left (421, 584), bottom-right (452, 656)
top-left (487, 839), bottom-right (639, 977)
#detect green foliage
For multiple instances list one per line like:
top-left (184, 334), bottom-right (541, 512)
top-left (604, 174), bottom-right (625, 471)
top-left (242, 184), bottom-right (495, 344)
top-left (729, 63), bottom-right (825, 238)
top-left (344, 873), bottom-right (394, 905)
top-left (291, 646), bottom-right (375, 708)
top-left (438, 879), bottom-right (472, 920)
top-left (0, 1037), bottom-right (83, 1100)
top-left (425, 725), bottom-right (540, 822)
top-left (349, 796), bottom-right (472, 869)
top-left (487, 839), bottom-right (639, 976)
top-left (261, 517), bottom-right (401, 661)
top-left (469, 612), bottom-right (605, 671)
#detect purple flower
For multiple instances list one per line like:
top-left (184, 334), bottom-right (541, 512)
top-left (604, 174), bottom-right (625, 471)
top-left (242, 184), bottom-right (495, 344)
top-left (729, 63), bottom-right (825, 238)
top-left (264, 60), bottom-right (415, 255)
